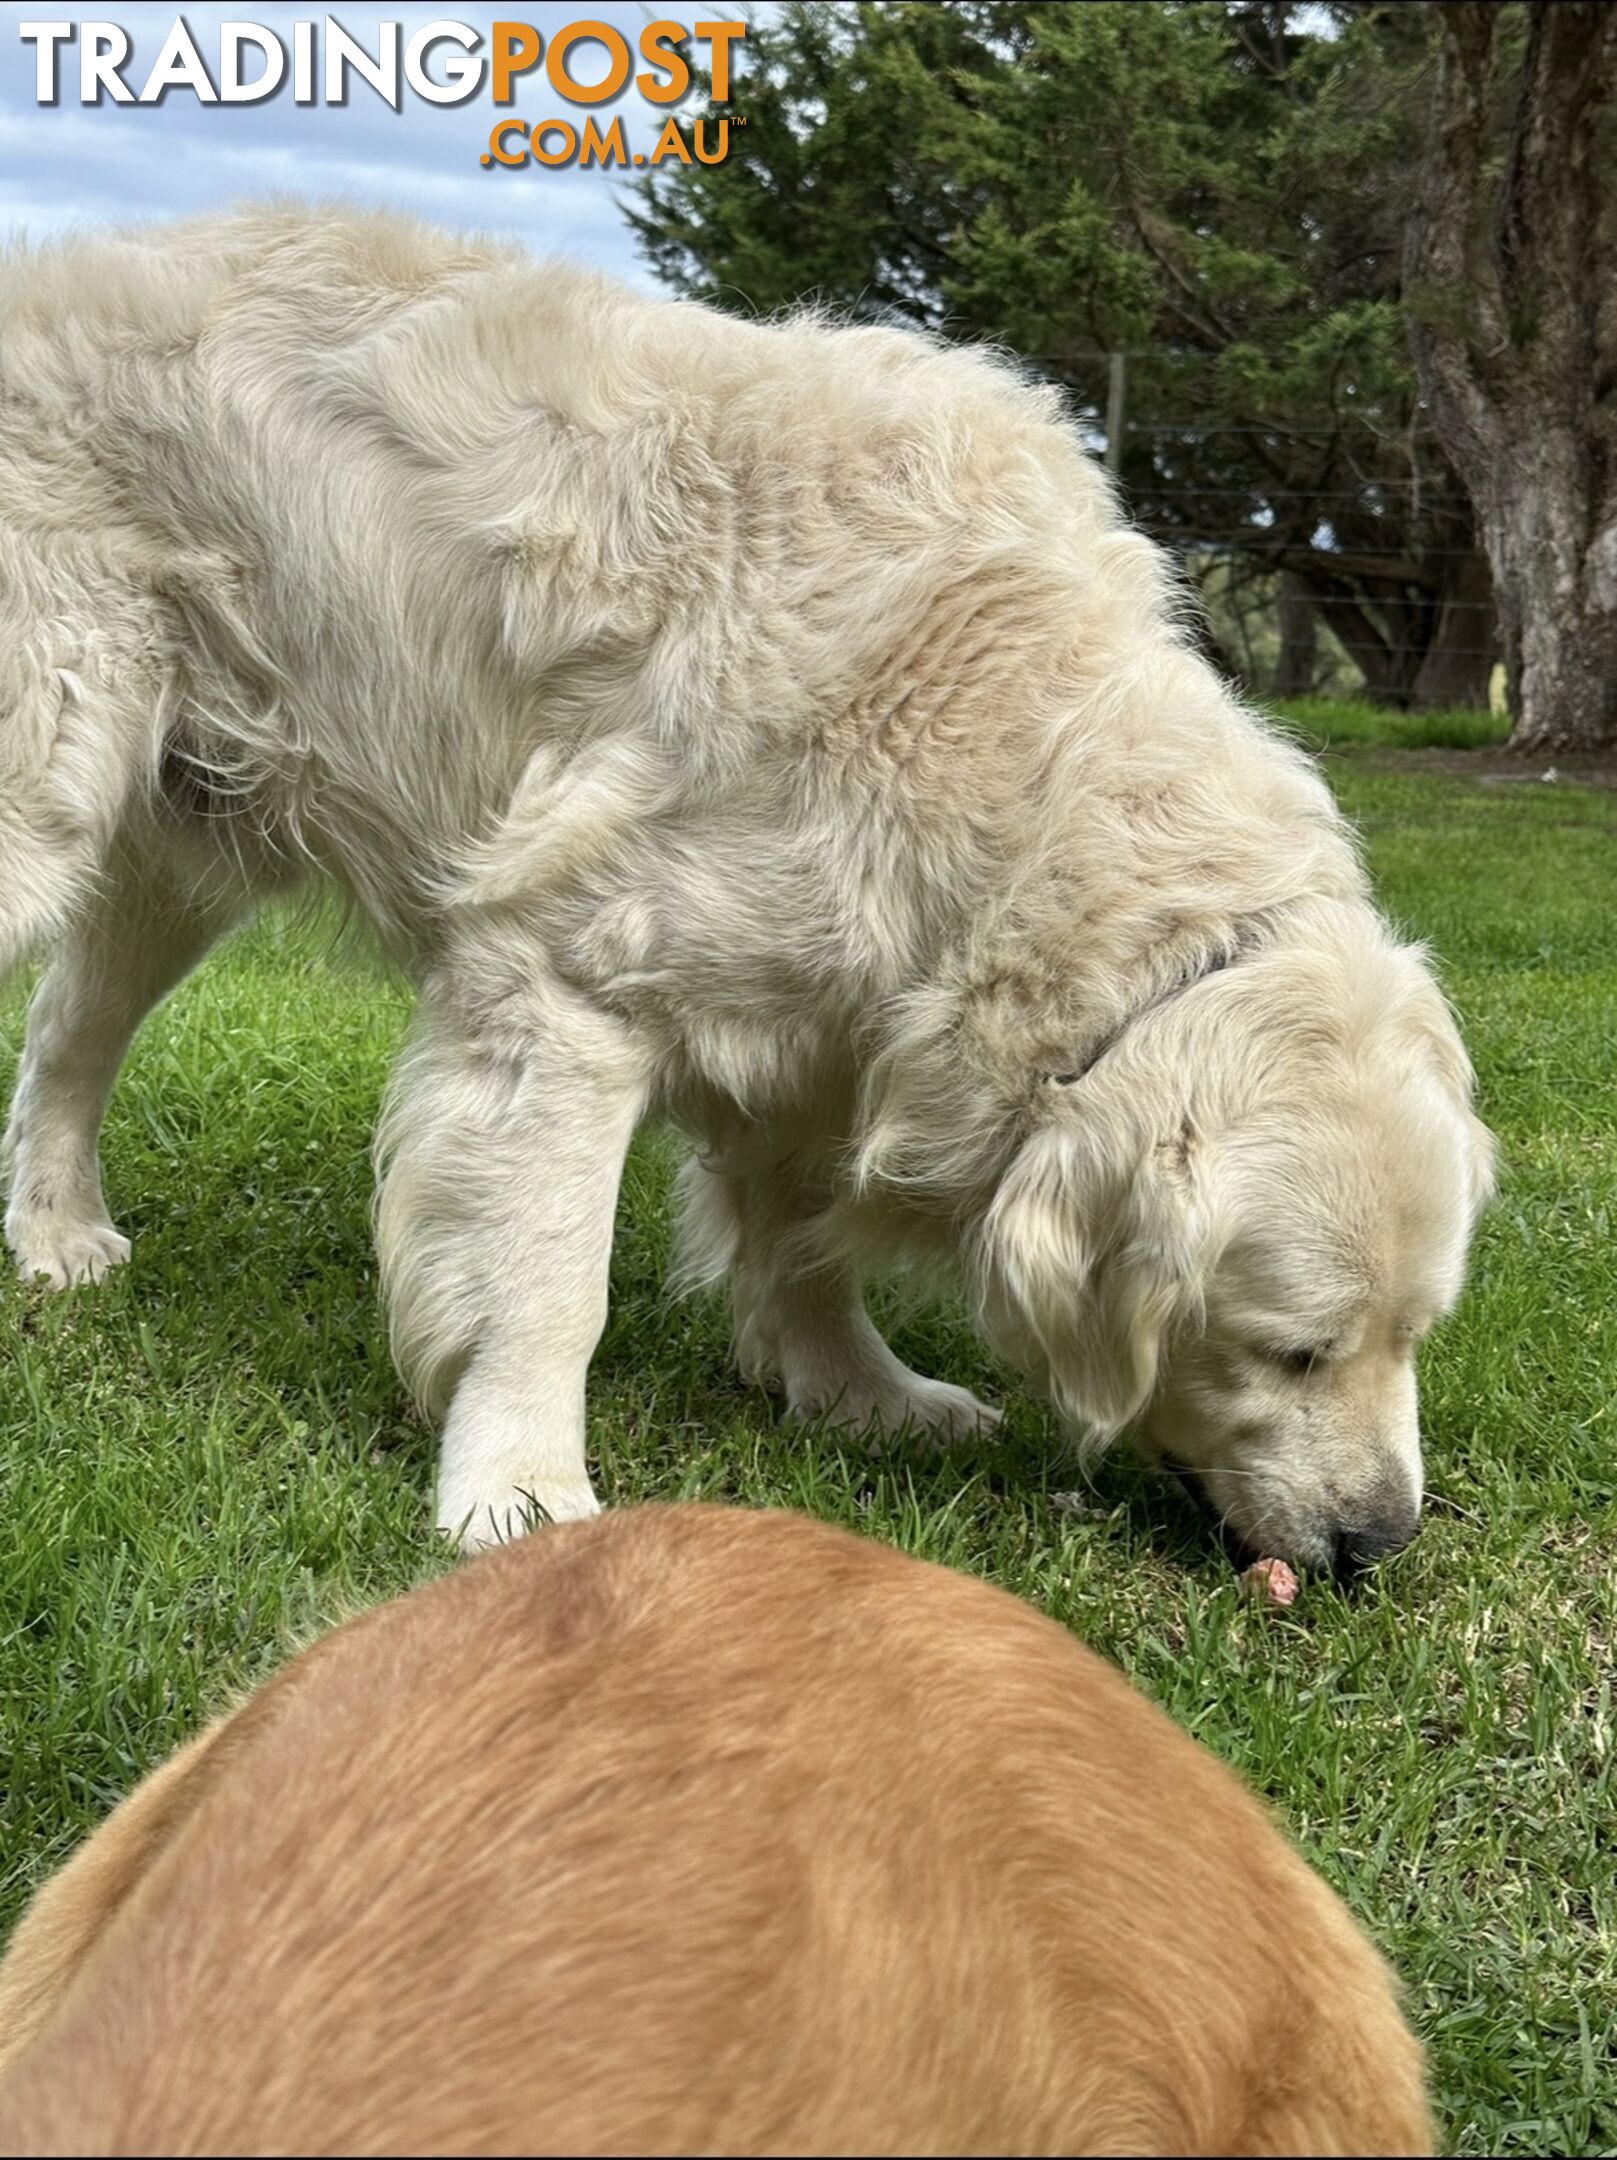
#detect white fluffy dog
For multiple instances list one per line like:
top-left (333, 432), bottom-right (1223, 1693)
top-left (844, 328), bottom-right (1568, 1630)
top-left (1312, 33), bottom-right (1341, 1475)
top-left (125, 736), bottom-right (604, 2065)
top-left (0, 206), bottom-right (1493, 1570)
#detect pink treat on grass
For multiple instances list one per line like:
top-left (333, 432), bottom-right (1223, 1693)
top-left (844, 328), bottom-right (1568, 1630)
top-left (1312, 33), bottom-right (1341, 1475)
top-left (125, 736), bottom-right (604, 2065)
top-left (1240, 1557), bottom-right (1299, 1607)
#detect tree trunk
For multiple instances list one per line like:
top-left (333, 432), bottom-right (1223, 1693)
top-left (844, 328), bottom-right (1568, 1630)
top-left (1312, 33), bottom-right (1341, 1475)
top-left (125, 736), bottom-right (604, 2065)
top-left (1271, 570), bottom-right (1318, 698)
top-left (1345, 641), bottom-right (1418, 711)
top-left (1411, 550), bottom-right (1496, 710)
top-left (1403, 3), bottom-right (1617, 752)
top-left (1484, 452), bottom-right (1617, 752)
top-left (1309, 583), bottom-right (1422, 708)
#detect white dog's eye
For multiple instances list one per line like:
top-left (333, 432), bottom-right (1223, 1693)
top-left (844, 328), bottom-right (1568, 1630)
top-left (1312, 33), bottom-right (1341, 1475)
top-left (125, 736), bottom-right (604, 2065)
top-left (1273, 1346), bottom-right (1326, 1376)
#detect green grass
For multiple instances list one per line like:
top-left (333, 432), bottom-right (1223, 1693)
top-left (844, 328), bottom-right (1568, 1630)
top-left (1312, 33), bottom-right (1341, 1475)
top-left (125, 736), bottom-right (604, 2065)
top-left (1281, 693), bottom-right (1512, 753)
top-left (2, 703), bottom-right (1613, 2154)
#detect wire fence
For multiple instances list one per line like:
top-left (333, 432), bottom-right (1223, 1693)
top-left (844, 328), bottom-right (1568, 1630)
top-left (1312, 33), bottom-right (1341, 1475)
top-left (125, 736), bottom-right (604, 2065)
top-left (1035, 353), bottom-right (1503, 703)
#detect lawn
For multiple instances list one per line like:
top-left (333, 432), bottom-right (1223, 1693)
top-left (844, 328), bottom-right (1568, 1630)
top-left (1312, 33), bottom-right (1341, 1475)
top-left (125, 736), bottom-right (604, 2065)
top-left (2, 700), bottom-right (1613, 2154)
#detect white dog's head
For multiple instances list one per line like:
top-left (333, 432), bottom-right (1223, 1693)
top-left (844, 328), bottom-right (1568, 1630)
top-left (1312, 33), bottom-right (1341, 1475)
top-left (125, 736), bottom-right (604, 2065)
top-left (974, 926), bottom-right (1493, 1577)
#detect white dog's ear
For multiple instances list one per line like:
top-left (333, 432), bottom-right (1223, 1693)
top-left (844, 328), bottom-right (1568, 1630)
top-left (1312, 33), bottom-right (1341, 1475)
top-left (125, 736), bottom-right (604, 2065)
top-left (977, 1115), bottom-right (1215, 1439)
top-left (1406, 991), bottom-right (1497, 1219)
top-left (1457, 1109), bottom-right (1498, 1219)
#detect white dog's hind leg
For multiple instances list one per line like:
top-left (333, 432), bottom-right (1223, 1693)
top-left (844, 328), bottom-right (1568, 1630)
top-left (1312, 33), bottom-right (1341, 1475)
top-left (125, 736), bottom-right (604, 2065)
top-left (0, 627), bottom-right (166, 988)
top-left (377, 963), bottom-right (651, 1550)
top-left (678, 1157), bottom-right (1000, 1442)
top-left (4, 845), bottom-right (251, 1290)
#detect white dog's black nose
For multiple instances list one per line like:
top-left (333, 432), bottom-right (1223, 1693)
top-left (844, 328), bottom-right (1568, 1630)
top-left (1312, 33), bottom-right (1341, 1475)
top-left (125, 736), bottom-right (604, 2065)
top-left (1330, 1510), bottom-right (1417, 1584)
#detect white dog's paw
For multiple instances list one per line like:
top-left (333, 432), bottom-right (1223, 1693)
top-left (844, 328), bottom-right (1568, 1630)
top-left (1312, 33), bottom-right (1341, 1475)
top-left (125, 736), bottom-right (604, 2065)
top-left (789, 1369), bottom-right (1001, 1447)
top-left (7, 1212), bottom-right (131, 1291)
top-left (900, 1375), bottom-right (1003, 1439)
top-left (437, 1475), bottom-right (602, 1554)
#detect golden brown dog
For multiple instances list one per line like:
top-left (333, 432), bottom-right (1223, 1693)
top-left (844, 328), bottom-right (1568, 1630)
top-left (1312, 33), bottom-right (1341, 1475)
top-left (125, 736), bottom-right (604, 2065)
top-left (0, 1507), bottom-right (1431, 2156)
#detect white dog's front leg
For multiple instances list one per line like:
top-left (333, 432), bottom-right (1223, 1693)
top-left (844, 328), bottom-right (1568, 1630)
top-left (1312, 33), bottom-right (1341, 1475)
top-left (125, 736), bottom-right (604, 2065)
top-left (434, 1354), bottom-right (603, 1548)
top-left (376, 964), bottom-right (651, 1550)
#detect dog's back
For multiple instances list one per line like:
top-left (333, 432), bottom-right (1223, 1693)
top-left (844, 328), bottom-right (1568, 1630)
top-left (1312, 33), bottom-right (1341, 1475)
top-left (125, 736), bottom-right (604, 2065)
top-left (0, 1506), bottom-right (1431, 2157)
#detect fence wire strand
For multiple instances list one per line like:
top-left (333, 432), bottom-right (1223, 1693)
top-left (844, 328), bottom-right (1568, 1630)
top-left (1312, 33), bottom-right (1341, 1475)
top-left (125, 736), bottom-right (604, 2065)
top-left (1066, 369), bottom-right (1502, 697)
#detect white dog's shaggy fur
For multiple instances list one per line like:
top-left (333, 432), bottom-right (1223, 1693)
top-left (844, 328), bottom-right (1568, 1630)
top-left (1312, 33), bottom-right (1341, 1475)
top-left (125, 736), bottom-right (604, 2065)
top-left (0, 205), bottom-right (1493, 1566)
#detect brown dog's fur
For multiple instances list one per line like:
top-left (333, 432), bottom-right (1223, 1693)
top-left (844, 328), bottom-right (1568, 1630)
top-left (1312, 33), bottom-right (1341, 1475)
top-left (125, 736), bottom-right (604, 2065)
top-left (0, 1507), bottom-right (1431, 2157)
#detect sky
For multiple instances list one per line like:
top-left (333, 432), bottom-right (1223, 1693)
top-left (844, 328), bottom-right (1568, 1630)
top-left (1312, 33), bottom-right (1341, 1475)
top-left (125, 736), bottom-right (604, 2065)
top-left (0, 4), bottom-right (758, 288)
